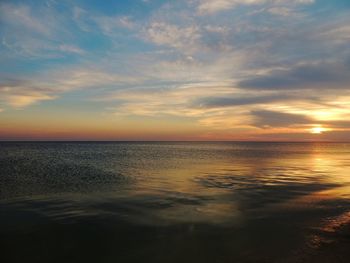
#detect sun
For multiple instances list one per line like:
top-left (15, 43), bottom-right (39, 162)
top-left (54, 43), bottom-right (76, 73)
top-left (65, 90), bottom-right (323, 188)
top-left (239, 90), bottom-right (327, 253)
top-left (310, 127), bottom-right (326, 134)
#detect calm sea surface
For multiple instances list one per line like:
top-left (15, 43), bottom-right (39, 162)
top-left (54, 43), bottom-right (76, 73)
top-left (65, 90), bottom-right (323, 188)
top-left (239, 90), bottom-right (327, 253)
top-left (1, 142), bottom-right (350, 262)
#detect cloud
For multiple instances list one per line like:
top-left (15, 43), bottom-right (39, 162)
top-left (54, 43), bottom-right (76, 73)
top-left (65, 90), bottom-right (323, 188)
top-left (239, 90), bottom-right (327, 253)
top-left (322, 120), bottom-right (350, 129)
top-left (1, 0), bottom-right (350, 140)
top-left (102, 83), bottom-right (228, 117)
top-left (6, 94), bottom-right (56, 108)
top-left (0, 2), bottom-right (84, 57)
top-left (0, 4), bottom-right (50, 36)
top-left (196, 0), bottom-right (314, 15)
top-left (58, 44), bottom-right (84, 54)
top-left (144, 22), bottom-right (200, 52)
top-left (267, 7), bottom-right (294, 16)
top-left (95, 15), bottom-right (135, 36)
top-left (0, 65), bottom-right (147, 109)
top-left (251, 110), bottom-right (312, 128)
top-left (192, 94), bottom-right (298, 108)
top-left (72, 6), bottom-right (91, 32)
top-left (0, 81), bottom-right (56, 108)
top-left (197, 0), bottom-right (264, 14)
top-left (239, 60), bottom-right (350, 90)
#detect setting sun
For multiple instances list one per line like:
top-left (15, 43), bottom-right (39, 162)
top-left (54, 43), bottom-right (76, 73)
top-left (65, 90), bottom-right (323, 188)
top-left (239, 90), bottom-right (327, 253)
top-left (310, 127), bottom-right (326, 134)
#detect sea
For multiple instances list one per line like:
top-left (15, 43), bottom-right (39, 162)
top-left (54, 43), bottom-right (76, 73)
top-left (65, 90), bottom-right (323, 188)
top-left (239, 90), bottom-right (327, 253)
top-left (1, 142), bottom-right (350, 263)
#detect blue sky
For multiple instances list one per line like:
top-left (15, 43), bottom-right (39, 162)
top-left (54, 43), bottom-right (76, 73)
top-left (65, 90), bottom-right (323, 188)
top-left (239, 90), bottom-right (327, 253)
top-left (1, 0), bottom-right (350, 140)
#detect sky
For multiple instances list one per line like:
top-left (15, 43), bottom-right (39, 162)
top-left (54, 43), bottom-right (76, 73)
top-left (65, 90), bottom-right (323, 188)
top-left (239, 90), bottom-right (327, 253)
top-left (0, 0), bottom-right (350, 141)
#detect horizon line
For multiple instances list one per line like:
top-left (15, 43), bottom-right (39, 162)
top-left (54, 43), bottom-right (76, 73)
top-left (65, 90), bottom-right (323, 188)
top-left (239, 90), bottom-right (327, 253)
top-left (0, 140), bottom-right (348, 143)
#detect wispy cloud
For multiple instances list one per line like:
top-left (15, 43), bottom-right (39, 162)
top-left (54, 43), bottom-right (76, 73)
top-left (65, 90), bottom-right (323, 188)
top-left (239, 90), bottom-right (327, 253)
top-left (0, 4), bottom-right (51, 35)
top-left (196, 0), bottom-right (314, 15)
top-left (192, 94), bottom-right (298, 108)
top-left (0, 81), bottom-right (56, 108)
top-left (239, 59), bottom-right (350, 90)
top-left (58, 44), bottom-right (85, 54)
top-left (144, 22), bottom-right (200, 52)
top-left (0, 2), bottom-right (84, 58)
top-left (1, 0), bottom-right (350, 140)
top-left (6, 94), bottom-right (56, 108)
top-left (95, 15), bottom-right (136, 36)
top-left (251, 110), bottom-right (312, 128)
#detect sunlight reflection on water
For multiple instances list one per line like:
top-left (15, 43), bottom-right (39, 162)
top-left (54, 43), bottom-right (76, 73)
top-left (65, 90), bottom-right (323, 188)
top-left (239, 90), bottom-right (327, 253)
top-left (1, 142), bottom-right (350, 262)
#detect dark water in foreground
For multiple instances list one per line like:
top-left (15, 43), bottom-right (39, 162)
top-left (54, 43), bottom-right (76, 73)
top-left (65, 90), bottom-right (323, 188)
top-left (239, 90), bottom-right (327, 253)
top-left (1, 142), bottom-right (350, 263)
